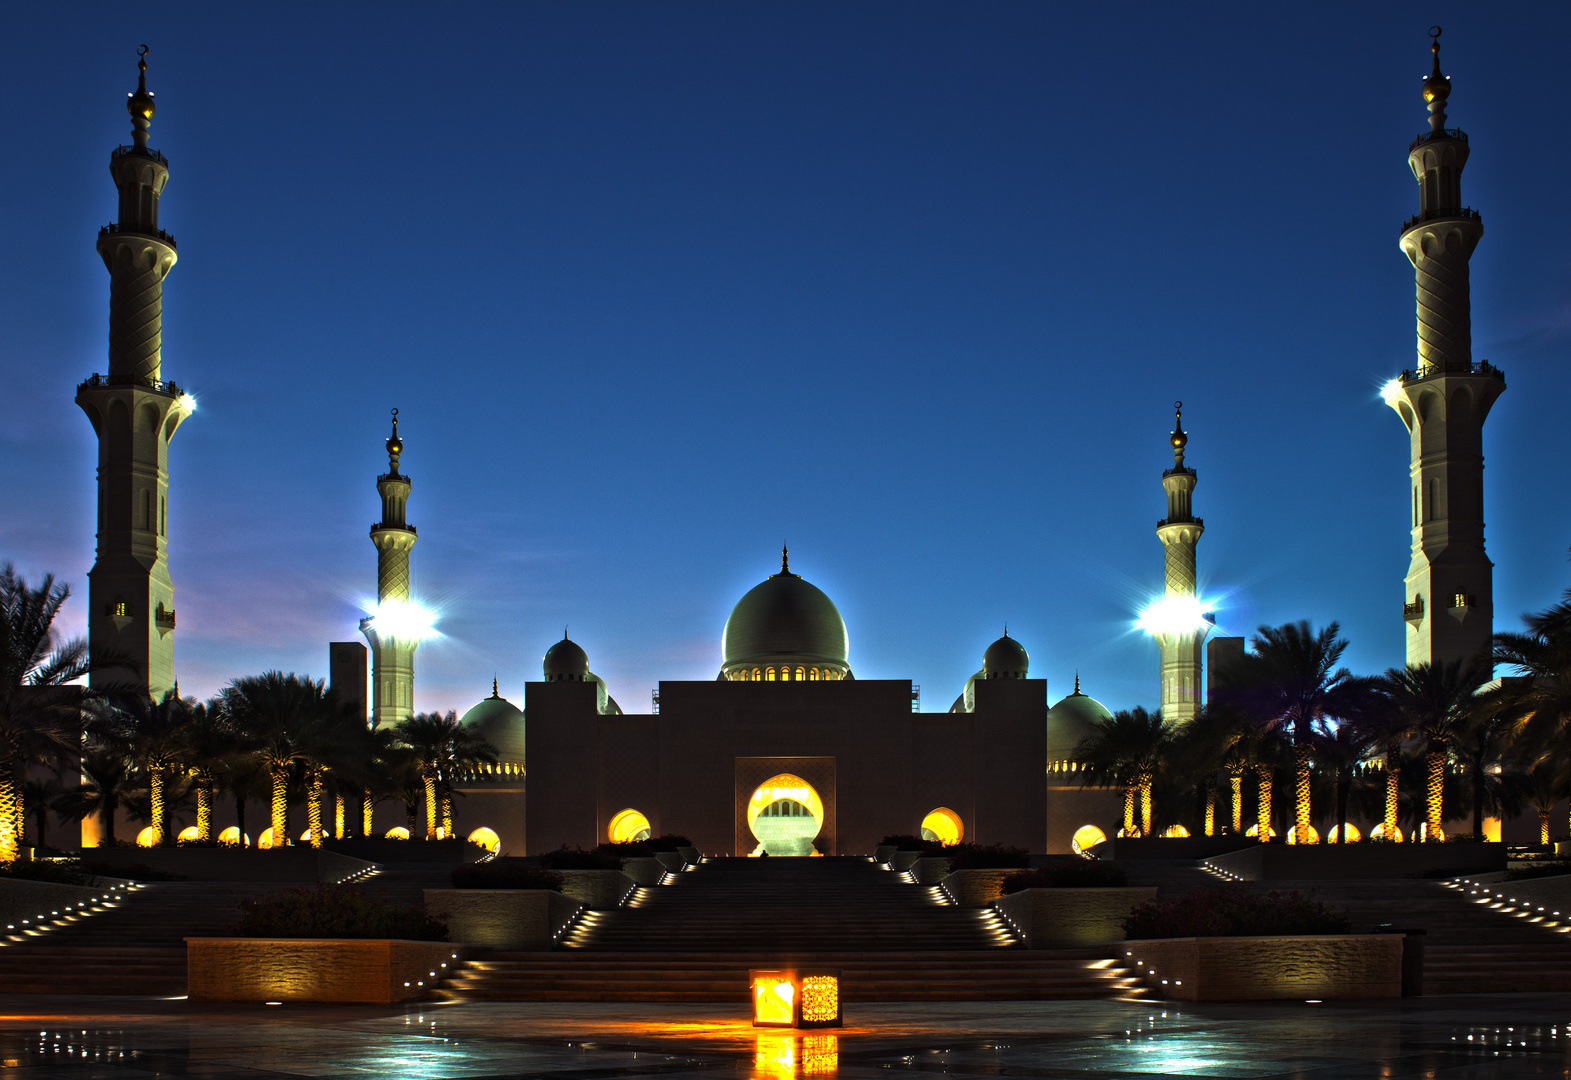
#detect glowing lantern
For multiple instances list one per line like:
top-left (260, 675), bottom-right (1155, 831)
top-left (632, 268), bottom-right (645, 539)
top-left (750, 970), bottom-right (841, 1029)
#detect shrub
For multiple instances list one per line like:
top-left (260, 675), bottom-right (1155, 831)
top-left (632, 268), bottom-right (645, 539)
top-left (1506, 861), bottom-right (1571, 882)
top-left (235, 886), bottom-right (448, 940)
top-left (1122, 885), bottom-right (1350, 939)
top-left (0, 859), bottom-right (93, 886)
top-left (879, 834), bottom-right (946, 856)
top-left (1001, 860), bottom-right (1128, 892)
top-left (450, 862), bottom-right (564, 890)
top-left (646, 834), bottom-right (692, 851)
top-left (539, 845), bottom-right (623, 870)
top-left (946, 843), bottom-right (1031, 871)
top-left (595, 841), bottom-right (654, 858)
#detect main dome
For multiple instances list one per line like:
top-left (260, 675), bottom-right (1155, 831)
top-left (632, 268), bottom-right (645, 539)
top-left (721, 549), bottom-right (850, 681)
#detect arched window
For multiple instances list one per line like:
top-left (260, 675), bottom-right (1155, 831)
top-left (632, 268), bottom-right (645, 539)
top-left (765, 667), bottom-right (776, 681)
top-left (920, 807), bottom-right (964, 846)
top-left (795, 667), bottom-right (806, 681)
top-left (1070, 824), bottom-right (1108, 855)
top-left (809, 667), bottom-right (819, 681)
top-left (608, 808), bottom-right (652, 843)
top-left (753, 668), bottom-right (761, 681)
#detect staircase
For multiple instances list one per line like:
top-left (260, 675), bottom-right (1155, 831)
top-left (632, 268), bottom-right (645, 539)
top-left (444, 857), bottom-right (1147, 1002)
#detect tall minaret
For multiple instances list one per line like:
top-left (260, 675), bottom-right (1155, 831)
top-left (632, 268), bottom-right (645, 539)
top-left (1155, 402), bottom-right (1205, 724)
top-left (361, 410), bottom-right (419, 728)
top-left (76, 47), bottom-right (193, 699)
top-left (1384, 28), bottom-right (1505, 669)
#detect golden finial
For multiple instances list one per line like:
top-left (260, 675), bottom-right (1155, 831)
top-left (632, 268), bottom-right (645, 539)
top-left (491, 677), bottom-right (500, 699)
top-left (1423, 26), bottom-right (1451, 133)
top-left (775, 543), bottom-right (799, 577)
top-left (386, 408), bottom-right (403, 473)
top-left (1072, 672), bottom-right (1083, 696)
top-left (1169, 400), bottom-right (1188, 465)
top-left (127, 45), bottom-right (156, 145)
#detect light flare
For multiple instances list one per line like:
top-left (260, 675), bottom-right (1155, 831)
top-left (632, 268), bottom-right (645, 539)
top-left (361, 599), bottom-right (438, 642)
top-left (1380, 378), bottom-right (1403, 405)
top-left (1137, 594), bottom-right (1215, 638)
top-left (178, 392), bottom-right (197, 413)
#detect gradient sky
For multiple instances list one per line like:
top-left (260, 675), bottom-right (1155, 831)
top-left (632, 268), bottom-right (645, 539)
top-left (5, 3), bottom-right (1569, 718)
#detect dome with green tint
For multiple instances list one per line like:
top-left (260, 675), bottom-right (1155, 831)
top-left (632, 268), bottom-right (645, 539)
top-left (721, 548), bottom-right (849, 680)
top-left (459, 681), bottom-right (525, 762)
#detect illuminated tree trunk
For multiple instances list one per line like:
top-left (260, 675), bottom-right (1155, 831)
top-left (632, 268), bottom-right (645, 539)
top-left (1231, 773), bottom-right (1243, 834)
top-left (362, 791), bottom-right (374, 838)
top-left (1204, 783), bottom-right (1216, 836)
top-left (1122, 784), bottom-right (1137, 837)
top-left (1294, 743), bottom-right (1312, 844)
top-left (1426, 746), bottom-right (1446, 840)
top-left (423, 774), bottom-right (438, 839)
top-left (1256, 767), bottom-right (1273, 840)
top-left (334, 794), bottom-right (345, 840)
top-left (1541, 809), bottom-right (1552, 847)
top-left (307, 769), bottom-right (324, 849)
top-left (195, 776), bottom-right (212, 841)
top-left (441, 785), bottom-right (453, 840)
top-left (1385, 749), bottom-right (1401, 838)
top-left (0, 755), bottom-right (18, 862)
top-left (1139, 773), bottom-right (1152, 838)
top-left (270, 767), bottom-right (289, 847)
top-left (149, 766), bottom-right (166, 846)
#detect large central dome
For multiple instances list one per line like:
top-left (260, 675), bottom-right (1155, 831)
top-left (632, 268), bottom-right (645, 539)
top-left (721, 549), bottom-right (850, 681)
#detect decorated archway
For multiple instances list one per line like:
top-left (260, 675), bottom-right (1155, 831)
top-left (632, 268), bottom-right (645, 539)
top-left (746, 774), bottom-right (824, 856)
top-left (608, 808), bottom-right (652, 844)
top-left (920, 807), bottom-right (964, 846)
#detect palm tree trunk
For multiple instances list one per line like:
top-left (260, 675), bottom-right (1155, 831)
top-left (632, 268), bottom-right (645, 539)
top-left (423, 774), bottom-right (438, 839)
top-left (1139, 776), bottom-right (1152, 838)
top-left (0, 754), bottom-right (19, 861)
top-left (101, 795), bottom-right (118, 846)
top-left (334, 793), bottom-right (345, 840)
top-left (235, 791), bottom-right (247, 846)
top-left (1335, 771), bottom-right (1351, 844)
top-left (1472, 770), bottom-right (1485, 842)
top-left (196, 777), bottom-right (212, 841)
top-left (149, 767), bottom-right (166, 846)
top-left (1384, 748), bottom-right (1400, 839)
top-left (1256, 767), bottom-right (1273, 840)
top-left (441, 786), bottom-right (453, 839)
top-left (1426, 747), bottom-right (1445, 841)
top-left (1541, 808), bottom-right (1552, 847)
top-left (362, 791), bottom-right (374, 838)
top-left (1122, 784), bottom-right (1136, 837)
top-left (270, 767), bottom-right (289, 847)
top-left (1204, 782), bottom-right (1216, 836)
top-left (33, 804), bottom-right (47, 850)
top-left (1294, 742), bottom-right (1312, 844)
top-left (405, 799), bottom-right (417, 831)
top-left (307, 769), bottom-right (324, 849)
top-left (1231, 773), bottom-right (1243, 834)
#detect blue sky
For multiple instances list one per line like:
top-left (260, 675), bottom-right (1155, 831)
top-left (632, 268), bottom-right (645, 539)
top-left (4, 3), bottom-right (1569, 717)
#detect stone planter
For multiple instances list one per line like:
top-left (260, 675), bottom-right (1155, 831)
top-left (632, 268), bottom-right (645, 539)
top-left (992, 887), bottom-right (1158, 948)
top-left (874, 845), bottom-right (897, 864)
top-left (80, 847), bottom-right (374, 884)
top-left (909, 857), bottom-right (950, 883)
top-left (555, 869), bottom-right (637, 909)
top-left (423, 889), bottom-right (583, 950)
top-left (621, 857), bottom-right (666, 885)
top-left (654, 851), bottom-right (685, 873)
top-left (677, 846), bottom-right (699, 865)
top-left (1121, 935), bottom-right (1401, 1002)
top-left (186, 938), bottom-right (466, 1004)
top-left (939, 869), bottom-right (1022, 906)
top-left (1205, 842), bottom-right (1506, 881)
top-left (892, 851), bottom-right (923, 873)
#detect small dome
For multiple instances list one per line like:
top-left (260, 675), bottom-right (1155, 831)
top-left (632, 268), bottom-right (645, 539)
top-left (544, 635), bottom-right (589, 682)
top-left (982, 633), bottom-right (1029, 679)
top-left (721, 549), bottom-right (849, 678)
top-left (459, 683), bottom-right (525, 762)
top-left (1047, 677), bottom-right (1113, 762)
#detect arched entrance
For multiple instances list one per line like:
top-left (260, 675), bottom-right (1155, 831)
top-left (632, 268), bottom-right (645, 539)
top-left (920, 807), bottom-right (964, 846)
top-left (746, 774), bottom-right (824, 856)
top-left (607, 808), bottom-right (652, 844)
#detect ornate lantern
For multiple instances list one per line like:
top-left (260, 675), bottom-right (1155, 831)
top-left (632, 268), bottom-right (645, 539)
top-left (750, 969), bottom-right (841, 1028)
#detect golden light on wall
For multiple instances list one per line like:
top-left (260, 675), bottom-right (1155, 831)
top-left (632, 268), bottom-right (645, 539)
top-left (1286, 824), bottom-right (1320, 845)
top-left (218, 827), bottom-right (249, 846)
top-left (1325, 823), bottom-right (1361, 844)
top-left (135, 826), bottom-right (157, 848)
top-left (258, 827), bottom-right (276, 849)
top-left (1161, 824), bottom-right (1190, 838)
top-left (385, 826), bottom-right (411, 840)
top-left (467, 826), bottom-right (501, 853)
top-left (750, 969), bottom-right (841, 1029)
top-left (177, 826), bottom-right (201, 842)
top-left (1370, 823), bottom-right (1404, 842)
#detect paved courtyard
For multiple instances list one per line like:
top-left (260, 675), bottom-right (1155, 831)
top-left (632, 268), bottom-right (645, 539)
top-left (1, 993), bottom-right (1569, 1078)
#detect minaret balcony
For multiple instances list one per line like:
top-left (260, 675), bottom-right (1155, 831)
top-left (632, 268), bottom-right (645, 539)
top-left (1398, 359), bottom-right (1506, 385)
top-left (99, 222), bottom-right (177, 249)
top-left (1409, 128), bottom-right (1467, 153)
top-left (1398, 206), bottom-right (1479, 235)
top-left (112, 144), bottom-right (169, 168)
top-left (370, 522), bottom-right (418, 536)
top-left (77, 372), bottom-right (186, 397)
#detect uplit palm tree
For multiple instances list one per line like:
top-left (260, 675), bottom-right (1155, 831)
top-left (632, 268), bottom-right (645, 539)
top-left (1311, 720), bottom-right (1378, 843)
top-left (1520, 760), bottom-right (1569, 847)
top-left (110, 690), bottom-right (194, 844)
top-left (1495, 583), bottom-right (1571, 836)
top-left (0, 564), bottom-right (122, 861)
top-left (1383, 657), bottom-right (1492, 840)
top-left (1172, 706), bottom-right (1250, 837)
top-left (1073, 707), bottom-right (1169, 838)
top-left (392, 711), bottom-right (496, 839)
top-left (55, 752), bottom-right (135, 845)
top-left (1453, 708), bottom-right (1522, 842)
top-left (1218, 621), bottom-right (1378, 844)
top-left (179, 699), bottom-right (240, 841)
top-left (223, 672), bottom-right (344, 848)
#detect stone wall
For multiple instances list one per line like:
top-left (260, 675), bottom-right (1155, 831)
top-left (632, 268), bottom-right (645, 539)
top-left (422, 889), bottom-right (583, 950)
top-left (993, 887), bottom-right (1157, 948)
top-left (81, 848), bottom-right (375, 883)
top-left (186, 938), bottom-right (466, 1003)
top-left (0, 878), bottom-right (132, 933)
top-left (555, 869), bottom-right (636, 910)
top-left (1121, 935), bottom-right (1401, 1001)
top-left (940, 869), bottom-right (1017, 907)
top-left (1206, 842), bottom-right (1505, 881)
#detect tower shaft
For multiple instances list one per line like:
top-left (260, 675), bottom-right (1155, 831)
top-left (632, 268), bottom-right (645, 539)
top-left (1155, 407), bottom-right (1205, 725)
top-left (76, 52), bottom-right (191, 698)
top-left (362, 413), bottom-right (418, 728)
top-left (1386, 32), bottom-right (1505, 670)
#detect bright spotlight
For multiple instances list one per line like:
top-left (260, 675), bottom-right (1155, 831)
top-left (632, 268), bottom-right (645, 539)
top-left (1138, 594), bottom-right (1215, 638)
top-left (1380, 378), bottom-right (1403, 405)
top-left (361, 599), bottom-right (437, 642)
top-left (178, 392), bottom-right (197, 413)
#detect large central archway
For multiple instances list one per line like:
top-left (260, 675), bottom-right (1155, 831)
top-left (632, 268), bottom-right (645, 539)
top-left (746, 774), bottom-right (824, 856)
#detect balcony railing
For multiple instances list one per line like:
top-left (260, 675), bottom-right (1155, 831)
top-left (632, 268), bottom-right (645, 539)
top-left (1409, 128), bottom-right (1467, 153)
top-left (99, 222), bottom-right (177, 249)
top-left (1399, 206), bottom-right (1480, 235)
top-left (369, 522), bottom-right (418, 535)
top-left (1398, 360), bottom-right (1505, 384)
top-left (112, 144), bottom-right (169, 167)
top-left (77, 373), bottom-right (184, 397)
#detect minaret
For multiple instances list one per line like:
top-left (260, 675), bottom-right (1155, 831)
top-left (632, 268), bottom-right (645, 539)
top-left (1384, 28), bottom-right (1505, 669)
top-left (76, 47), bottom-right (193, 699)
top-left (1155, 402), bottom-right (1205, 724)
top-left (360, 410), bottom-right (419, 728)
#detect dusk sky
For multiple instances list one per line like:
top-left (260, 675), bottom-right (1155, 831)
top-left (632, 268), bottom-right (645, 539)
top-left (5, 3), bottom-right (1570, 718)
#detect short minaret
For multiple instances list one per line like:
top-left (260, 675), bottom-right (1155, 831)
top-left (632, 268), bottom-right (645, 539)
top-left (1384, 28), bottom-right (1505, 669)
top-left (1155, 403), bottom-right (1205, 724)
top-left (361, 410), bottom-right (419, 728)
top-left (76, 47), bottom-right (192, 699)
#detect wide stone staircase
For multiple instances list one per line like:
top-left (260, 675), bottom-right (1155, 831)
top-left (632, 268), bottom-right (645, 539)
top-left (442, 856), bottom-right (1146, 1002)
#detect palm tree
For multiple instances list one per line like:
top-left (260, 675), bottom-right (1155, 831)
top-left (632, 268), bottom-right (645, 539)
top-left (1383, 658), bottom-right (1492, 840)
top-left (179, 699), bottom-right (241, 841)
top-left (109, 690), bottom-right (194, 844)
top-left (21, 775), bottom-right (64, 850)
top-left (1172, 706), bottom-right (1249, 836)
top-left (392, 711), bottom-right (496, 840)
top-left (1520, 760), bottom-right (1569, 847)
top-left (0, 564), bottom-right (121, 861)
top-left (1312, 720), bottom-right (1378, 843)
top-left (55, 752), bottom-right (135, 845)
top-left (1072, 707), bottom-right (1170, 838)
top-left (223, 672), bottom-right (344, 848)
top-left (1218, 621), bottom-right (1378, 845)
top-left (1495, 583), bottom-right (1571, 831)
top-left (1452, 708), bottom-right (1523, 842)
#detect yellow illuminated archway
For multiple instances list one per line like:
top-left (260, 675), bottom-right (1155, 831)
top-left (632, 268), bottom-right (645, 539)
top-left (1070, 824), bottom-right (1108, 855)
top-left (177, 826), bottom-right (200, 842)
top-left (608, 809), bottom-right (652, 844)
top-left (920, 808), bottom-right (964, 846)
top-left (135, 826), bottom-right (157, 848)
top-left (385, 826), bottom-right (411, 840)
top-left (1326, 823), bottom-right (1361, 843)
top-left (1161, 824), bottom-right (1190, 838)
top-left (468, 826), bottom-right (501, 854)
top-left (747, 774), bottom-right (824, 856)
top-left (257, 827), bottom-right (277, 849)
top-left (218, 826), bottom-right (249, 846)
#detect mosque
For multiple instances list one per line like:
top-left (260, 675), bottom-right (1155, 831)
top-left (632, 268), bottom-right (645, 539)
top-left (70, 30), bottom-right (1505, 854)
